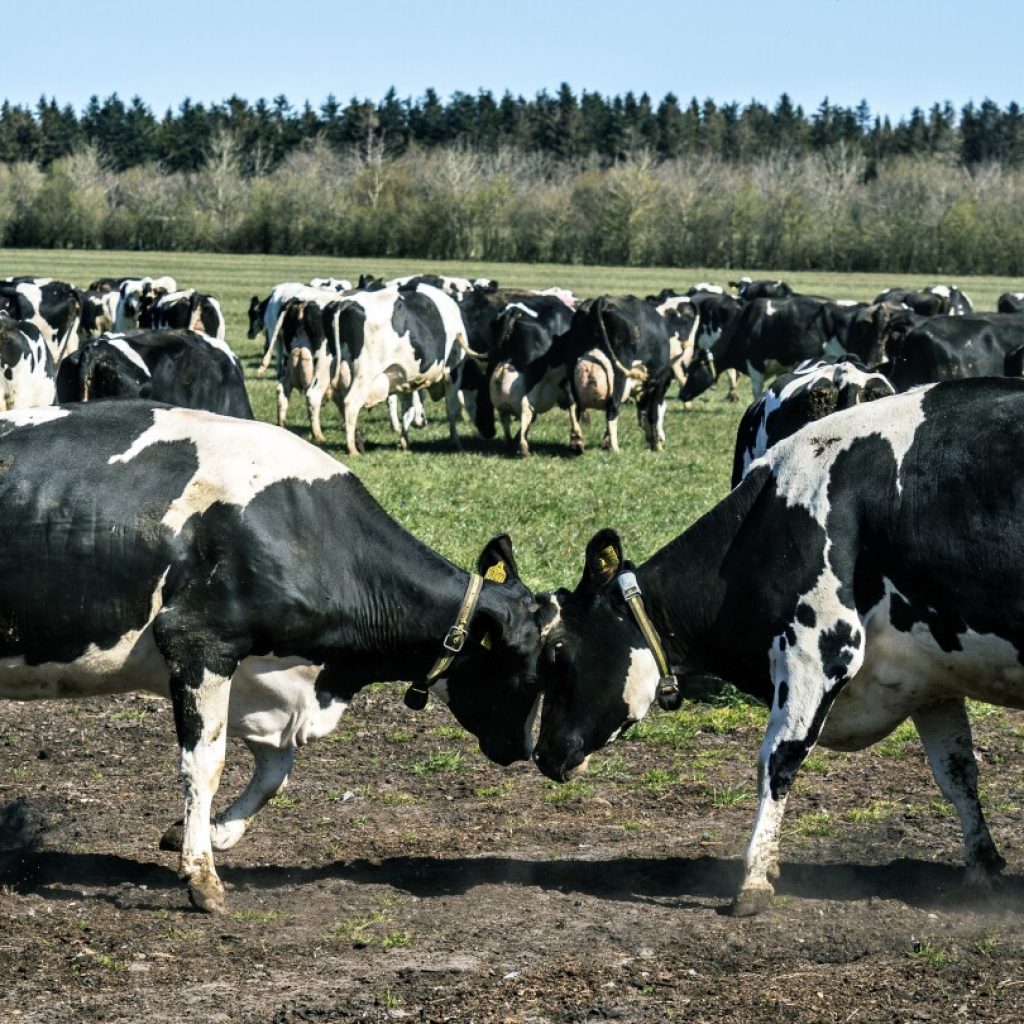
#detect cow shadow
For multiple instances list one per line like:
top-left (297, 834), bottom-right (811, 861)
top-left (5, 846), bottom-right (1024, 916)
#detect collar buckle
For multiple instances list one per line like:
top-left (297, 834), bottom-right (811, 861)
top-left (442, 624), bottom-right (468, 653)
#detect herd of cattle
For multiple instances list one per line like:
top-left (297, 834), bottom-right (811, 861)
top-left (5, 267), bottom-right (1024, 921)
top-left (7, 270), bottom-right (1024, 461)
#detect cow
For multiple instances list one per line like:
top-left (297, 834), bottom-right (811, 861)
top-left (484, 298), bottom-right (575, 455)
top-left (0, 277), bottom-right (82, 362)
top-left (873, 284), bottom-right (973, 316)
top-left (680, 296), bottom-right (855, 403)
top-left (0, 400), bottom-right (547, 912)
top-left (0, 313), bottom-right (56, 410)
top-left (881, 313), bottom-right (1024, 391)
top-left (532, 377), bottom-right (1024, 916)
top-left (308, 277), bottom-right (352, 292)
top-left (560, 296), bottom-right (672, 454)
top-left (253, 283), bottom-right (346, 379)
top-left (731, 277), bottom-right (794, 301)
top-left (139, 289), bottom-right (226, 341)
top-left (56, 330), bottom-right (253, 419)
top-left (114, 276), bottom-right (178, 331)
top-left (730, 358), bottom-right (895, 486)
top-left (842, 301), bottom-right (909, 367)
top-left (997, 292), bottom-right (1024, 314)
top-left (79, 289), bottom-right (119, 339)
top-left (334, 284), bottom-right (469, 455)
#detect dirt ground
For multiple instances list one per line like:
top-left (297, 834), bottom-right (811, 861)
top-left (3, 686), bottom-right (1024, 1024)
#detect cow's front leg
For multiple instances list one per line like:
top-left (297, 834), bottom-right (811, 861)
top-left (601, 378), bottom-right (628, 452)
top-left (568, 401), bottom-right (586, 454)
top-left (276, 382), bottom-right (289, 429)
top-left (517, 397), bottom-right (536, 457)
top-left (745, 363), bottom-right (767, 401)
top-left (725, 367), bottom-right (740, 402)
top-left (734, 621), bottom-right (862, 916)
top-left (912, 699), bottom-right (1005, 887)
top-left (443, 381), bottom-right (462, 450)
top-left (306, 383), bottom-right (326, 444)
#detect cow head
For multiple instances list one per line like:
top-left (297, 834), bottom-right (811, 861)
top-left (678, 347), bottom-right (716, 402)
top-left (59, 340), bottom-right (152, 403)
top-left (247, 295), bottom-right (267, 340)
top-left (532, 529), bottom-right (664, 782)
top-left (430, 534), bottom-right (553, 767)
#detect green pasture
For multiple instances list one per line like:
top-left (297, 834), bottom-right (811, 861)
top-left (1, 248), bottom-right (1020, 588)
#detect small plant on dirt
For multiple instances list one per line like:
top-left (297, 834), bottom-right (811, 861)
top-left (165, 926), bottom-right (204, 942)
top-left (800, 755), bottom-right (829, 774)
top-left (376, 989), bottom-right (401, 1008)
top-left (790, 811), bottom-right (834, 837)
top-left (642, 767), bottom-right (682, 793)
top-left (876, 720), bottom-right (918, 758)
top-left (381, 932), bottom-right (411, 950)
top-left (544, 780), bottom-right (591, 804)
top-left (474, 781), bottom-right (513, 798)
top-left (230, 909), bottom-right (286, 923)
top-left (928, 798), bottom-right (957, 819)
top-left (269, 793), bottom-right (299, 809)
top-left (709, 785), bottom-right (755, 807)
top-left (630, 715), bottom-right (699, 750)
top-left (587, 752), bottom-right (631, 781)
top-left (908, 939), bottom-right (955, 967)
top-left (410, 748), bottom-right (465, 774)
top-left (378, 792), bottom-right (419, 806)
top-left (846, 799), bottom-right (897, 822)
top-left (330, 915), bottom-right (380, 946)
top-left (622, 821), bottom-right (642, 835)
top-left (110, 708), bottom-right (147, 723)
top-left (431, 725), bottom-right (467, 742)
top-left (389, 729), bottom-right (413, 743)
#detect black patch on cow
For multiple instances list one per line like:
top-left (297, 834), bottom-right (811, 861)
top-left (767, 680), bottom-right (844, 800)
top-left (890, 592), bottom-right (916, 633)
top-left (777, 680), bottom-right (789, 709)
top-left (819, 621), bottom-right (859, 681)
top-left (796, 603), bottom-right (816, 628)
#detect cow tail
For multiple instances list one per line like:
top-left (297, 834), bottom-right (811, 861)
top-left (594, 297), bottom-right (648, 382)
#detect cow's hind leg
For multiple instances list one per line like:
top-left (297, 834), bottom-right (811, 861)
top-left (734, 616), bottom-right (863, 916)
top-left (912, 698), bottom-right (1005, 887)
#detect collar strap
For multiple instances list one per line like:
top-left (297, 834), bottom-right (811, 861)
top-left (617, 570), bottom-right (680, 710)
top-left (705, 350), bottom-right (717, 380)
top-left (404, 572), bottom-right (485, 710)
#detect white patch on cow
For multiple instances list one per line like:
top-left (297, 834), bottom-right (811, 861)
top-left (621, 646), bottom-right (660, 722)
top-left (765, 300), bottom-right (776, 317)
top-left (929, 284), bottom-right (951, 299)
top-left (503, 302), bottom-right (539, 318)
top-left (0, 406), bottom-right (68, 427)
top-left (106, 337), bottom-right (152, 376)
top-left (195, 331), bottom-right (240, 366)
top-left (767, 387), bottom-right (930, 524)
top-left (108, 407), bottom-right (348, 533)
top-left (692, 282), bottom-right (723, 294)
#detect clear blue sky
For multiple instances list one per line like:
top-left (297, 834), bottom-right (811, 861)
top-left (6, 0), bottom-right (1017, 122)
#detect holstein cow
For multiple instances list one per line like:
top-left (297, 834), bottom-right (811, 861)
top-left (0, 277), bottom-right (82, 362)
top-left (114, 276), bottom-right (178, 331)
top-left (0, 312), bottom-right (57, 410)
top-left (730, 277), bottom-right (794, 301)
top-left (997, 292), bottom-right (1024, 314)
top-left (56, 330), bottom-right (253, 419)
top-left (79, 289), bottom-right (119, 340)
top-left (730, 358), bottom-right (895, 486)
top-left (873, 284), bottom-right (973, 316)
top-left (533, 377), bottom-right (1024, 914)
top-left (0, 400), bottom-right (546, 912)
top-left (680, 295), bottom-right (857, 403)
top-left (485, 298), bottom-right (575, 455)
top-left (560, 296), bottom-right (672, 454)
top-left (139, 289), bottom-right (226, 341)
top-left (881, 313), bottom-right (1024, 391)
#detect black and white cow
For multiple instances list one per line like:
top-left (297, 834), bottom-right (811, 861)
top-left (56, 330), bottom-right (253, 419)
top-left (139, 289), bottom-right (226, 341)
top-left (308, 277), bottom-right (352, 292)
top-left (730, 358), bottom-right (895, 486)
top-left (79, 289), bottom-right (119, 340)
top-left (484, 298), bottom-right (575, 455)
top-left (881, 313), bottom-right (1024, 391)
top-left (0, 313), bottom-right (56, 410)
top-left (533, 377), bottom-right (1024, 915)
top-left (114, 276), bottom-right (178, 331)
top-left (997, 292), bottom-right (1024, 314)
top-left (730, 277), bottom-right (794, 301)
top-left (680, 296), bottom-right (855, 402)
top-left (248, 282), bottom-right (309, 356)
top-left (0, 277), bottom-right (82, 362)
top-left (0, 400), bottom-right (546, 912)
top-left (560, 296), bottom-right (673, 453)
top-left (873, 284), bottom-right (973, 316)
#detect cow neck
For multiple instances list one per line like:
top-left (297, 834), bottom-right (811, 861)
top-left (634, 474), bottom-right (771, 701)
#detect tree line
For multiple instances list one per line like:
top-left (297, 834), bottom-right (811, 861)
top-left (4, 87), bottom-right (1024, 173)
top-left (2, 87), bottom-right (1024, 275)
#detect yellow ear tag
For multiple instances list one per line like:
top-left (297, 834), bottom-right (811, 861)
top-left (484, 561), bottom-right (507, 584)
top-left (480, 633), bottom-right (493, 649)
top-left (598, 545), bottom-right (620, 573)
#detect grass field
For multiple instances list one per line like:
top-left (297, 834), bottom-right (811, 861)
top-left (1, 247), bottom-right (1021, 588)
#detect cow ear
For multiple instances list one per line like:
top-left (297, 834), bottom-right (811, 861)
top-left (803, 379), bottom-right (839, 421)
top-left (582, 528), bottom-right (624, 590)
top-left (477, 533), bottom-right (520, 584)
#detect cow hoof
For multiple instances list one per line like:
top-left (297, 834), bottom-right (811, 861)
top-left (516, 447), bottom-right (530, 459)
top-left (727, 391), bottom-right (740, 404)
top-left (569, 438), bottom-right (585, 456)
top-left (682, 401), bottom-right (694, 411)
top-left (187, 873), bottom-right (227, 915)
top-left (159, 820), bottom-right (185, 852)
top-left (767, 859), bottom-right (781, 882)
top-left (600, 436), bottom-right (612, 451)
top-left (397, 438), bottom-right (409, 452)
top-left (312, 433), bottom-right (326, 446)
top-left (965, 851), bottom-right (1007, 890)
top-left (730, 885), bottom-right (774, 917)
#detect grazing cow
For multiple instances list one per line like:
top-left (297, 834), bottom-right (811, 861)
top-left (680, 296), bottom-right (854, 402)
top-left (0, 313), bottom-right (56, 410)
top-left (560, 296), bottom-right (672, 453)
top-left (873, 284), bottom-right (973, 316)
top-left (79, 289), bottom-right (119, 339)
top-left (335, 285), bottom-right (468, 454)
top-left (997, 292), bottom-right (1024, 314)
top-left (730, 358), bottom-right (895, 486)
top-left (114, 277), bottom-right (177, 331)
top-left (842, 301), bottom-right (909, 367)
top-left (56, 330), bottom-right (253, 419)
top-left (0, 277), bottom-right (82, 362)
top-left (485, 298), bottom-right (575, 455)
top-left (532, 377), bottom-right (1024, 915)
top-left (730, 277), bottom-right (794, 301)
top-left (139, 289), bottom-right (226, 341)
top-left (881, 313), bottom-right (1024, 391)
top-left (0, 400), bottom-right (546, 912)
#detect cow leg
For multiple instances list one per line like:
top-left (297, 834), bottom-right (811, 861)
top-left (601, 379), bottom-right (628, 453)
top-left (307, 384), bottom-right (326, 444)
top-left (912, 699), bottom-right (1005, 886)
top-left (568, 402), bottom-right (586, 454)
top-left (387, 394), bottom-right (401, 434)
top-left (518, 398), bottom-right (535, 458)
top-left (444, 381), bottom-right (462, 450)
top-left (725, 367), bottom-right (740, 402)
top-left (734, 619), bottom-right (863, 916)
top-left (276, 383), bottom-right (289, 429)
top-left (411, 391), bottom-right (427, 428)
top-left (746, 363), bottom-right (767, 401)
top-left (343, 392), bottom-right (364, 457)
